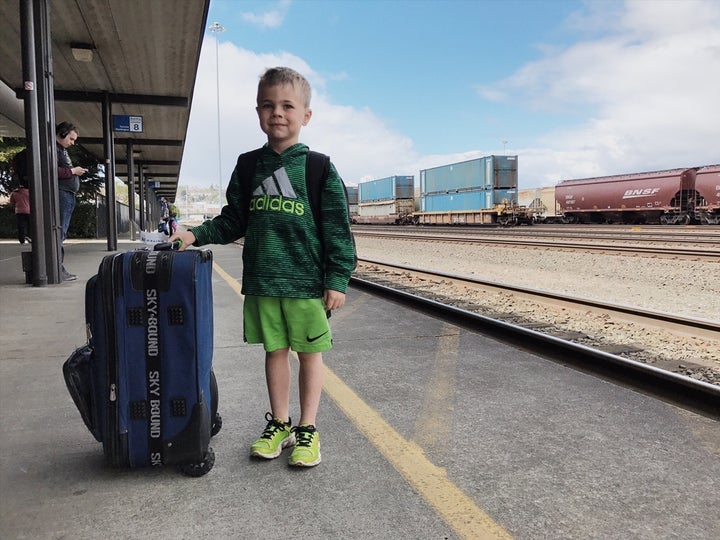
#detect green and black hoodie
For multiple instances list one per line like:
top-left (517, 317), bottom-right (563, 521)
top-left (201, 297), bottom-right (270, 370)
top-left (191, 143), bottom-right (356, 298)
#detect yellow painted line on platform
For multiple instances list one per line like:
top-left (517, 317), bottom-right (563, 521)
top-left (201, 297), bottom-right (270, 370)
top-left (214, 261), bottom-right (510, 539)
top-left (212, 261), bottom-right (244, 298)
top-left (323, 367), bottom-right (512, 540)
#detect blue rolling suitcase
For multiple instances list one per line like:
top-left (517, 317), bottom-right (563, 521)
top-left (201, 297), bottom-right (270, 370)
top-left (63, 247), bottom-right (221, 476)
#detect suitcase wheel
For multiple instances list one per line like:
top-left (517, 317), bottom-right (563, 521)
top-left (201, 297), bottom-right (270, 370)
top-left (178, 447), bottom-right (215, 477)
top-left (211, 413), bottom-right (223, 437)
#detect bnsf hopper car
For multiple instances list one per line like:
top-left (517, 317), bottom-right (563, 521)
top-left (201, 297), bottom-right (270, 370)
top-left (694, 165), bottom-right (720, 224)
top-left (555, 168), bottom-right (698, 224)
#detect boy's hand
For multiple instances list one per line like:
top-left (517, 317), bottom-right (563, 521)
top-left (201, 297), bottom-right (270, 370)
top-left (169, 230), bottom-right (196, 251)
top-left (323, 289), bottom-right (346, 311)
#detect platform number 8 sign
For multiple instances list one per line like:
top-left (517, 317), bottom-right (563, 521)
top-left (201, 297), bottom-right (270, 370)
top-left (129, 116), bottom-right (143, 133)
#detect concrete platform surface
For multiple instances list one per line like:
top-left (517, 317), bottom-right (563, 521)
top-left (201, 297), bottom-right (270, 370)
top-left (1, 239), bottom-right (719, 540)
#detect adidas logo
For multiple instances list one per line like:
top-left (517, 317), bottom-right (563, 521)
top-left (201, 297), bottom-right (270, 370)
top-left (250, 167), bottom-right (306, 217)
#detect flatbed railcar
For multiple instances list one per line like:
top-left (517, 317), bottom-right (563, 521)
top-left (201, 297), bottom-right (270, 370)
top-left (412, 200), bottom-right (533, 226)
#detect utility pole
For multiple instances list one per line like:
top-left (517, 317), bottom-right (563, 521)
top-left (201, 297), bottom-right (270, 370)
top-left (209, 21), bottom-right (225, 215)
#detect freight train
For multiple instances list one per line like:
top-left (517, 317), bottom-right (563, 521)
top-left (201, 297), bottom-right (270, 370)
top-left (352, 159), bottom-right (719, 227)
top-left (353, 155), bottom-right (531, 226)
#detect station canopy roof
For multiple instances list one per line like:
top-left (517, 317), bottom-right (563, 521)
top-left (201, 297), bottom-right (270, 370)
top-left (0, 0), bottom-right (211, 201)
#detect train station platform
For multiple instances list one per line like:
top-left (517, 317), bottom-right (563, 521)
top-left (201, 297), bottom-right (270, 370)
top-left (1, 239), bottom-right (719, 539)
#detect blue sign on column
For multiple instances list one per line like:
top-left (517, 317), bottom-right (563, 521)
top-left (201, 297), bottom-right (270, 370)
top-left (112, 115), bottom-right (143, 133)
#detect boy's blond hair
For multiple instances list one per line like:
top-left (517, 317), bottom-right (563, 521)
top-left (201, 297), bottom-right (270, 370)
top-left (258, 67), bottom-right (312, 108)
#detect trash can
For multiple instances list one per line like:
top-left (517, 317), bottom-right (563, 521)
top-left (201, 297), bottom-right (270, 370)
top-left (21, 248), bottom-right (32, 284)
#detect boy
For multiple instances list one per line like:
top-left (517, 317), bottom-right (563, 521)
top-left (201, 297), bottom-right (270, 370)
top-left (171, 67), bottom-right (355, 467)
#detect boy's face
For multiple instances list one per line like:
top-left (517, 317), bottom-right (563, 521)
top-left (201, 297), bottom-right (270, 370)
top-left (256, 82), bottom-right (312, 153)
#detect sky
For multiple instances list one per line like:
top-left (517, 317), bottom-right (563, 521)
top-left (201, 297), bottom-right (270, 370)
top-left (179, 0), bottom-right (720, 191)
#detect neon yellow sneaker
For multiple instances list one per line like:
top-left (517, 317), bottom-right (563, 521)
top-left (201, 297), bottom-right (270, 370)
top-left (289, 424), bottom-right (321, 467)
top-left (250, 412), bottom-right (295, 459)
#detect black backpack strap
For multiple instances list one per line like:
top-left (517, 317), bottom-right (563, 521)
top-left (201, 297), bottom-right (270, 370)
top-left (235, 148), bottom-right (263, 212)
top-left (305, 150), bottom-right (330, 229)
top-left (306, 150), bottom-right (357, 279)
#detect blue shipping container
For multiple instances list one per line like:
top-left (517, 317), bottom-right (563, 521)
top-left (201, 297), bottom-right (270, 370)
top-left (421, 190), bottom-right (491, 212)
top-left (420, 155), bottom-right (518, 194)
top-left (359, 176), bottom-right (414, 202)
top-left (421, 158), bottom-right (487, 193)
top-left (420, 188), bottom-right (519, 212)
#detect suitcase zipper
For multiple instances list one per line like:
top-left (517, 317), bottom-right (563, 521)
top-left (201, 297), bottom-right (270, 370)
top-left (104, 254), bottom-right (122, 466)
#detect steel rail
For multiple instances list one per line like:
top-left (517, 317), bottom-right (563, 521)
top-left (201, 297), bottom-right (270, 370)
top-left (354, 224), bottom-right (720, 244)
top-left (415, 231), bottom-right (720, 245)
top-left (357, 257), bottom-right (720, 336)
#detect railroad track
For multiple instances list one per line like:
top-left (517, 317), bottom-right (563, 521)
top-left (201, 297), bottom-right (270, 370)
top-left (352, 230), bottom-right (720, 259)
top-left (351, 258), bottom-right (720, 417)
top-left (354, 224), bottom-right (720, 242)
top-left (355, 258), bottom-right (720, 338)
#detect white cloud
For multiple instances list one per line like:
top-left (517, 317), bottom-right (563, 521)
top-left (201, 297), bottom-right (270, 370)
top-left (240, 0), bottom-right (291, 29)
top-left (480, 0), bottom-right (720, 184)
top-left (181, 39), bottom-right (421, 188)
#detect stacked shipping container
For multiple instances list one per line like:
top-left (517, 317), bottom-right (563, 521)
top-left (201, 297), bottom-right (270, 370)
top-left (420, 155), bottom-right (518, 212)
top-left (359, 176), bottom-right (414, 202)
top-left (357, 176), bottom-right (415, 221)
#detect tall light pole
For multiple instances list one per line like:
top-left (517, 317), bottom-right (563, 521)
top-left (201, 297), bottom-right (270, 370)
top-left (501, 140), bottom-right (508, 155)
top-left (209, 22), bottom-right (225, 214)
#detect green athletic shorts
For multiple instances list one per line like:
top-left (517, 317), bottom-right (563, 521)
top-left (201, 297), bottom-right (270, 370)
top-left (243, 295), bottom-right (333, 353)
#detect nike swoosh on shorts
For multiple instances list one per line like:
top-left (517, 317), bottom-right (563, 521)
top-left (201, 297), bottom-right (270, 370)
top-left (306, 331), bottom-right (329, 342)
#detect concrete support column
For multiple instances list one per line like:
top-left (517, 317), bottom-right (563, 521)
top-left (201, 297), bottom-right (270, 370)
top-left (34, 0), bottom-right (61, 283)
top-left (19, 0), bottom-right (47, 286)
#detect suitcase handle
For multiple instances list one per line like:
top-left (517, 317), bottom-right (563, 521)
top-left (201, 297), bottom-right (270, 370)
top-left (153, 240), bottom-right (182, 251)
